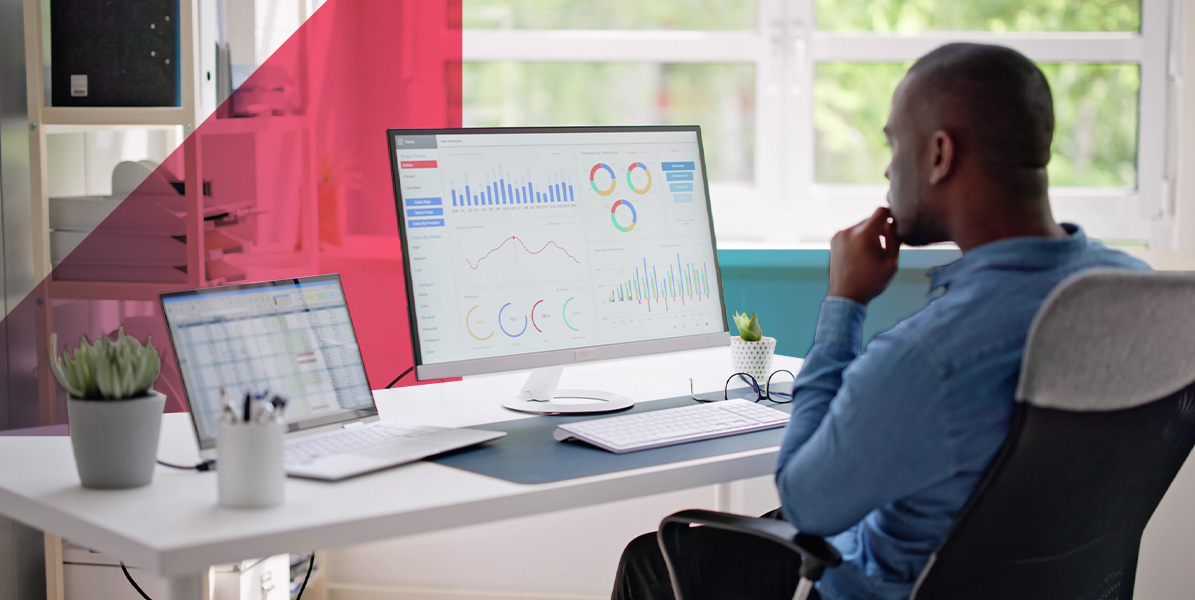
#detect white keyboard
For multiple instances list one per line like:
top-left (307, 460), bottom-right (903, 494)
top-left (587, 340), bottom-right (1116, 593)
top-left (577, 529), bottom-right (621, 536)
top-left (284, 422), bottom-right (446, 466)
top-left (552, 399), bottom-right (790, 454)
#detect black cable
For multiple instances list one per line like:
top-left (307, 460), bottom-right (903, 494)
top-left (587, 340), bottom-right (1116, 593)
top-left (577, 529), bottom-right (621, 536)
top-left (384, 366), bottom-right (414, 389)
top-left (156, 459), bottom-right (216, 471)
top-left (296, 552), bottom-right (316, 599)
top-left (122, 553), bottom-right (315, 600)
top-left (120, 562), bottom-right (153, 600)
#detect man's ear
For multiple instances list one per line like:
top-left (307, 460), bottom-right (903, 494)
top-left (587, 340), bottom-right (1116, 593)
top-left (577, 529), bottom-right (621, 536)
top-left (928, 130), bottom-right (954, 185)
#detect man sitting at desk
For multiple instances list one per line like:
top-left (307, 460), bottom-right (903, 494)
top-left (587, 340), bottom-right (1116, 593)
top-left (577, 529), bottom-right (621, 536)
top-left (611, 43), bottom-right (1150, 600)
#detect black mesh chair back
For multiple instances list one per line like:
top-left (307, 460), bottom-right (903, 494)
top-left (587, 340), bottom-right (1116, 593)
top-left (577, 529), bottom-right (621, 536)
top-left (911, 271), bottom-right (1195, 600)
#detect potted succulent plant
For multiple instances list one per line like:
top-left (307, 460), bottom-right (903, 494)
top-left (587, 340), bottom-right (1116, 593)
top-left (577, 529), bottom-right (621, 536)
top-left (49, 328), bottom-right (165, 489)
top-left (730, 312), bottom-right (776, 383)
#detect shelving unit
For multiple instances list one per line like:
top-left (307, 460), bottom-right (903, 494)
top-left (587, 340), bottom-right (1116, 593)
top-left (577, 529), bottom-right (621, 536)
top-left (23, 0), bottom-right (319, 425)
top-left (23, 3), bottom-right (204, 595)
top-left (23, 0), bottom-right (205, 429)
top-left (23, 1), bottom-right (318, 597)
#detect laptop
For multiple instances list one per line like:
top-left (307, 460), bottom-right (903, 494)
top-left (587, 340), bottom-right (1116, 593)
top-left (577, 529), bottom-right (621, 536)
top-left (160, 274), bottom-right (504, 480)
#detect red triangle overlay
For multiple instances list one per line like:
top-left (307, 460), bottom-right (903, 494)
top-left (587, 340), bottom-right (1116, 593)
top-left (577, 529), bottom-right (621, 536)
top-left (3, 0), bottom-right (462, 430)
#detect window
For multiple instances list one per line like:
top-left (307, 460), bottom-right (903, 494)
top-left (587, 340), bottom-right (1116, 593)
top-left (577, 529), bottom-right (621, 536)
top-left (462, 0), bottom-right (1179, 248)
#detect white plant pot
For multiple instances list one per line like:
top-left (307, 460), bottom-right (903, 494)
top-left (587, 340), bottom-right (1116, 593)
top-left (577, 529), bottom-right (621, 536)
top-left (66, 390), bottom-right (166, 489)
top-left (730, 336), bottom-right (777, 384)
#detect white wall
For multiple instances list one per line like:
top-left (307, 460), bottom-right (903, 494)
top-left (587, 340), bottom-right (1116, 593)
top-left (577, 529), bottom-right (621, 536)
top-left (226, 0), bottom-right (303, 69)
top-left (1172, 0), bottom-right (1195, 251)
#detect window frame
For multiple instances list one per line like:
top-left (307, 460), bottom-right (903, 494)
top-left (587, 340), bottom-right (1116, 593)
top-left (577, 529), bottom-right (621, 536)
top-left (461, 0), bottom-right (1179, 248)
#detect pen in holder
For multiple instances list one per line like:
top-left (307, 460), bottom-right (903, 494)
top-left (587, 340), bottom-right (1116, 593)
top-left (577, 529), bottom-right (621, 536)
top-left (217, 392), bottom-right (286, 508)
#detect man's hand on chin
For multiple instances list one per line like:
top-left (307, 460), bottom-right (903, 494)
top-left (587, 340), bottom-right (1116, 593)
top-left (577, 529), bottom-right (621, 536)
top-left (828, 207), bottom-right (902, 305)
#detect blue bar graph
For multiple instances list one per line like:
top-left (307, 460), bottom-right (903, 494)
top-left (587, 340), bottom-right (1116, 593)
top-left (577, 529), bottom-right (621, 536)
top-left (449, 166), bottom-right (578, 209)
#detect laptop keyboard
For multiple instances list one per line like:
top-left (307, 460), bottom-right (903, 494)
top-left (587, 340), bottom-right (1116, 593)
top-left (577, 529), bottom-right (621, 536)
top-left (284, 422), bottom-right (445, 465)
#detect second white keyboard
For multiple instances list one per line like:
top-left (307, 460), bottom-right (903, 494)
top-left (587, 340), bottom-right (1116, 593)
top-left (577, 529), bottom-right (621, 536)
top-left (553, 399), bottom-right (790, 453)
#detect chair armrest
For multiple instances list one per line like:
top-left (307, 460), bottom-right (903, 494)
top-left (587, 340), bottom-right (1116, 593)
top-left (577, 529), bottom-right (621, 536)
top-left (660, 509), bottom-right (843, 581)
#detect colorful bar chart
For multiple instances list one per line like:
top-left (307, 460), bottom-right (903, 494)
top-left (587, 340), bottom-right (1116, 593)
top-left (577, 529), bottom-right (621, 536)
top-left (607, 254), bottom-right (711, 312)
top-left (450, 165), bottom-right (577, 208)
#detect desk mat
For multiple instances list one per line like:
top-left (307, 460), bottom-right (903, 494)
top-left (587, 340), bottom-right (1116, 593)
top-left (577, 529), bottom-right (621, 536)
top-left (427, 393), bottom-right (794, 484)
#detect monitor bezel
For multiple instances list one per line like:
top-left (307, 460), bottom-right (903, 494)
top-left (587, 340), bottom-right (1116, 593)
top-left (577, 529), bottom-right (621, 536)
top-left (159, 273), bottom-right (379, 451)
top-left (387, 125), bottom-right (730, 381)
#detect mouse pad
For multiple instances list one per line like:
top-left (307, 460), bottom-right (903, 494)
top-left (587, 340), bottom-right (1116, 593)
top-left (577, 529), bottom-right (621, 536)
top-left (427, 392), bottom-right (794, 484)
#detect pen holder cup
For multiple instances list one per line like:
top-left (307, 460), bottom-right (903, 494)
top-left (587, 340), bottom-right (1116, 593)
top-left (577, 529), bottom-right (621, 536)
top-left (217, 420), bottom-right (285, 508)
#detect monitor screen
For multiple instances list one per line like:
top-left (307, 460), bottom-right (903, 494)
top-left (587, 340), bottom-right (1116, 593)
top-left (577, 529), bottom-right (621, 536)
top-left (160, 275), bottom-right (376, 449)
top-left (388, 126), bottom-right (728, 380)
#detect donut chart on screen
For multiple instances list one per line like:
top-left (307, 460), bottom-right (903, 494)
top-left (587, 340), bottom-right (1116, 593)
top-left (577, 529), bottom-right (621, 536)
top-left (465, 305), bottom-right (494, 341)
top-left (498, 302), bottom-right (528, 338)
top-left (531, 300), bottom-right (545, 333)
top-left (590, 163), bottom-right (616, 196)
top-left (610, 199), bottom-right (637, 232)
top-left (626, 162), bottom-right (652, 194)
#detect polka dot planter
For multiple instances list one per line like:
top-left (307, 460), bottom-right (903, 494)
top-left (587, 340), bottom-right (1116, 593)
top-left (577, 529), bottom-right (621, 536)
top-left (730, 336), bottom-right (776, 383)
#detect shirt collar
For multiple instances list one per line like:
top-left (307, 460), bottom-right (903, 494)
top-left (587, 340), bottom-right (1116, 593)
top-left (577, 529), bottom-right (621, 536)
top-left (929, 223), bottom-right (1086, 291)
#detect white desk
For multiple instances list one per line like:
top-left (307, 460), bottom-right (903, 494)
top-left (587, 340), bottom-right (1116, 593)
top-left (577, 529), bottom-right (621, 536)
top-left (0, 347), bottom-right (802, 599)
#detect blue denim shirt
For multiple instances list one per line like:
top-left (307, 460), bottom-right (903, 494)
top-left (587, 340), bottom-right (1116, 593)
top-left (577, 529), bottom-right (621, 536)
top-left (775, 225), bottom-right (1150, 600)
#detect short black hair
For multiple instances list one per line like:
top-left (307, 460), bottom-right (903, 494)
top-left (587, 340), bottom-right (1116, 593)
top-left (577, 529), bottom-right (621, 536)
top-left (907, 43), bottom-right (1054, 170)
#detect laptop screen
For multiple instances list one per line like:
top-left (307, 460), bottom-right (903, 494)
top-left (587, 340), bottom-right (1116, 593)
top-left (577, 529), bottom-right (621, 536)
top-left (160, 274), bottom-right (376, 450)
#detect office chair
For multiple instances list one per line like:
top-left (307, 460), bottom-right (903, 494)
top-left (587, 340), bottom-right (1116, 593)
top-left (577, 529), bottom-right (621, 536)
top-left (658, 270), bottom-right (1195, 600)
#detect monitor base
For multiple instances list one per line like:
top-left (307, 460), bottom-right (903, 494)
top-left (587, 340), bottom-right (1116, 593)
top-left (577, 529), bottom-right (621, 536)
top-left (502, 390), bottom-right (635, 415)
top-left (502, 366), bottom-right (636, 414)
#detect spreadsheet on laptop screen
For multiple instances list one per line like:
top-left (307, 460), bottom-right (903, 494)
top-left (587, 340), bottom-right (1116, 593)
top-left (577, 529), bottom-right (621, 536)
top-left (161, 277), bottom-right (374, 442)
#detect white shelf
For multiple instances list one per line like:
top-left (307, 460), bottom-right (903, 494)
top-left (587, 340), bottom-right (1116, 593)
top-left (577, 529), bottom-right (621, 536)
top-left (40, 106), bottom-right (193, 127)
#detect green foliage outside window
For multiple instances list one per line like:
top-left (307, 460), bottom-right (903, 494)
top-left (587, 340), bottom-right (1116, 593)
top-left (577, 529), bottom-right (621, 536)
top-left (463, 0), bottom-right (756, 30)
top-left (814, 63), bottom-right (1139, 187)
top-left (462, 62), bottom-right (757, 183)
top-left (462, 0), bottom-right (1139, 32)
top-left (462, 0), bottom-right (1143, 189)
top-left (816, 0), bottom-right (1140, 32)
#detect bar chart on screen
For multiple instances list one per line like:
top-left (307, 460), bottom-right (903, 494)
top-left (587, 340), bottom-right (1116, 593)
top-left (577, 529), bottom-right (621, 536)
top-left (448, 167), bottom-right (579, 210)
top-left (592, 252), bottom-right (719, 329)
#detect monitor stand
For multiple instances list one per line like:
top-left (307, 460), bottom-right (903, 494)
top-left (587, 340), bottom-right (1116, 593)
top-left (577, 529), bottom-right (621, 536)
top-left (501, 366), bottom-right (635, 415)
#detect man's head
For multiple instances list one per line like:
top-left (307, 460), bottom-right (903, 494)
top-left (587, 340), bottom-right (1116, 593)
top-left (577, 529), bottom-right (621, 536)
top-left (884, 43), bottom-right (1055, 247)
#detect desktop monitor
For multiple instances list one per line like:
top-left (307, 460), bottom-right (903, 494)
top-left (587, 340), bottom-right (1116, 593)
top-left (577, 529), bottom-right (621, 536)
top-left (387, 126), bottom-right (729, 413)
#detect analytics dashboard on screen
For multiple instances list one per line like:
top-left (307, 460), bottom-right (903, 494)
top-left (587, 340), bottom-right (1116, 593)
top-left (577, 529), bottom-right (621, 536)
top-left (390, 128), bottom-right (726, 369)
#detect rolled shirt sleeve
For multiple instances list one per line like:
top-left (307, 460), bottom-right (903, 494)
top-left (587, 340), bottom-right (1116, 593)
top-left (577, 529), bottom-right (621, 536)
top-left (775, 299), bottom-right (955, 537)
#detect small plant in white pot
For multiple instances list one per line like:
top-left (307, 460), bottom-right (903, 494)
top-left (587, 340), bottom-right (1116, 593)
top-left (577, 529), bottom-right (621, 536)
top-left (49, 328), bottom-right (165, 489)
top-left (730, 312), bottom-right (776, 384)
